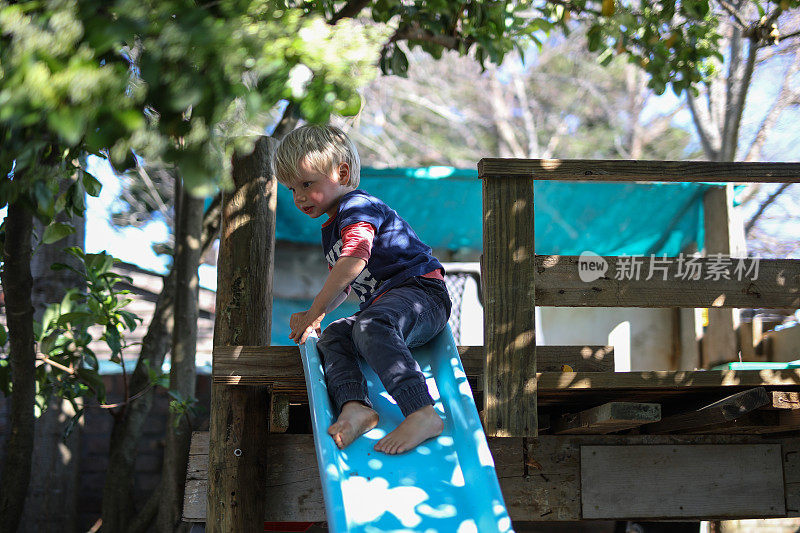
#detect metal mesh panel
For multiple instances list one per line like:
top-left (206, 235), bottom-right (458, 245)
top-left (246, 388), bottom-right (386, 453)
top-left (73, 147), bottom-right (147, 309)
top-left (444, 273), bottom-right (472, 344)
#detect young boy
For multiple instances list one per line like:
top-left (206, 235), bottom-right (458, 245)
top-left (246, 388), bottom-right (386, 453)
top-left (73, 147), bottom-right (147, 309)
top-left (275, 124), bottom-right (451, 455)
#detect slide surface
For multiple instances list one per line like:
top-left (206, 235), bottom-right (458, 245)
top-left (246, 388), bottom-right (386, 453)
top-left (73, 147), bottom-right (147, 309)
top-left (299, 326), bottom-right (513, 533)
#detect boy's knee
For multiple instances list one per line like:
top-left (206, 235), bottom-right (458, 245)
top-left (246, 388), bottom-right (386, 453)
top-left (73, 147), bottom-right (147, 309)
top-left (352, 315), bottom-right (393, 351)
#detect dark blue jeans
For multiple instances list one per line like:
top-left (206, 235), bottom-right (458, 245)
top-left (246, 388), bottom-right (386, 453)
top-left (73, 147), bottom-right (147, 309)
top-left (316, 276), bottom-right (452, 417)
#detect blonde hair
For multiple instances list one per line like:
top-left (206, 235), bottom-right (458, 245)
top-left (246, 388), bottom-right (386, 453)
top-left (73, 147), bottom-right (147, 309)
top-left (274, 125), bottom-right (361, 188)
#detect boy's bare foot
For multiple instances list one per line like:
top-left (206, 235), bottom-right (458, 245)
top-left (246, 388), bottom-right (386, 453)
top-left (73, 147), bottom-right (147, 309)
top-left (374, 405), bottom-right (443, 455)
top-left (328, 401), bottom-right (379, 450)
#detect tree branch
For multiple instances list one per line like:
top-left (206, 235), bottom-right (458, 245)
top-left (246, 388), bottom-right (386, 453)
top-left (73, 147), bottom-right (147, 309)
top-left (200, 192), bottom-right (222, 254)
top-left (686, 88), bottom-right (721, 159)
top-left (744, 49), bottom-right (800, 161)
top-left (781, 28), bottom-right (800, 42)
top-left (389, 23), bottom-right (475, 51)
top-left (271, 102), bottom-right (299, 140)
top-left (745, 183), bottom-right (792, 235)
top-left (546, 0), bottom-right (602, 17)
top-left (722, 32), bottom-right (758, 160)
top-left (329, 0), bottom-right (370, 24)
top-left (716, 0), bottom-right (749, 31)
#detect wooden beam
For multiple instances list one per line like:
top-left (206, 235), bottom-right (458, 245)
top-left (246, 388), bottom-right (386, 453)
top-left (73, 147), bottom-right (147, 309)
top-left (211, 345), bottom-right (614, 384)
top-left (552, 402), bottom-right (661, 435)
top-left (533, 255), bottom-right (799, 309)
top-left (538, 371), bottom-right (800, 390)
top-left (482, 175), bottom-right (537, 437)
top-left (185, 432), bottom-right (800, 522)
top-left (206, 136), bottom-right (277, 532)
top-left (210, 345), bottom-right (800, 398)
top-left (580, 444), bottom-right (785, 519)
top-left (478, 158), bottom-right (800, 183)
top-left (643, 387), bottom-right (770, 434)
top-left (683, 410), bottom-right (800, 434)
top-left (702, 184), bottom-right (739, 368)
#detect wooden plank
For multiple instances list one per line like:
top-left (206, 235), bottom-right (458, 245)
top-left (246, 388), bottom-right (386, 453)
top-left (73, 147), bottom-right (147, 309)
top-left (185, 432), bottom-right (522, 523)
top-left (643, 387), bottom-right (770, 434)
top-left (539, 370), bottom-right (800, 390)
top-left (461, 345), bottom-right (614, 373)
top-left (483, 175), bottom-right (537, 437)
top-left (212, 354), bottom-right (800, 401)
top-left (684, 410), bottom-right (800, 434)
top-left (185, 432), bottom-right (800, 522)
top-left (269, 393), bottom-right (289, 433)
top-left (533, 255), bottom-right (799, 309)
top-left (206, 136), bottom-right (276, 532)
top-left (212, 345), bottom-right (614, 385)
top-left (682, 411), bottom-right (777, 434)
top-left (580, 444), bottom-right (785, 519)
top-left (478, 158), bottom-right (800, 183)
top-left (552, 402), bottom-right (661, 435)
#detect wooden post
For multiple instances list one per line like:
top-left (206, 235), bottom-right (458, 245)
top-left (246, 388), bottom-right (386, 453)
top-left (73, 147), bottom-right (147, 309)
top-left (207, 136), bottom-right (278, 531)
top-left (677, 241), bottom-right (702, 370)
top-left (481, 175), bottom-right (537, 437)
top-left (702, 184), bottom-right (739, 367)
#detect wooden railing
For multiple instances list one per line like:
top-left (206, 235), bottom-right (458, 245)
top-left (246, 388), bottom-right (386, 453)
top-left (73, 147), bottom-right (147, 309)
top-left (478, 158), bottom-right (800, 437)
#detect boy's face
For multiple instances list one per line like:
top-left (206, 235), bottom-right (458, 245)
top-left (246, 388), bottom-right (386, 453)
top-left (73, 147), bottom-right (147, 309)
top-left (287, 158), bottom-right (351, 219)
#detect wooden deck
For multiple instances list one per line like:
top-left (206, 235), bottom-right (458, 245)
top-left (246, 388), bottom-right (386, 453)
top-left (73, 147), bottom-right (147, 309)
top-left (184, 431), bottom-right (800, 522)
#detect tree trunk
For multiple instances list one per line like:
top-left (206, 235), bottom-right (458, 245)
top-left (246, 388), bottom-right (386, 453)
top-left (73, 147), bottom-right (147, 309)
top-left (207, 136), bottom-right (277, 532)
top-left (101, 192), bottom-right (221, 533)
top-left (102, 236), bottom-right (178, 532)
top-left (19, 174), bottom-right (86, 533)
top-left (683, 7), bottom-right (757, 368)
top-left (156, 179), bottom-right (204, 532)
top-left (0, 186), bottom-right (36, 533)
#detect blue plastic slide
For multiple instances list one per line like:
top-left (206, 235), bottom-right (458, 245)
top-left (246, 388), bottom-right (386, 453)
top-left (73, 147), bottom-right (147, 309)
top-left (298, 326), bottom-right (514, 533)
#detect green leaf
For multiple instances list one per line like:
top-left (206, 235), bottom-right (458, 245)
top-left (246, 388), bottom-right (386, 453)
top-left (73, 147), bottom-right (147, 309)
top-left (82, 173), bottom-right (102, 197)
top-left (65, 182), bottom-right (86, 215)
top-left (337, 93), bottom-right (362, 117)
top-left (34, 393), bottom-right (48, 419)
top-left (58, 312), bottom-right (93, 327)
top-left (77, 368), bottom-right (106, 403)
top-left (50, 262), bottom-right (82, 276)
top-left (83, 353), bottom-right (99, 372)
top-left (41, 304), bottom-right (60, 337)
top-left (0, 324), bottom-right (7, 346)
top-left (118, 310), bottom-right (140, 332)
top-left (40, 332), bottom-right (58, 356)
top-left (63, 246), bottom-right (86, 262)
top-left (63, 408), bottom-right (85, 441)
top-left (390, 46), bottom-right (409, 75)
top-left (32, 181), bottom-right (55, 222)
top-left (105, 324), bottom-right (122, 359)
top-left (0, 359), bottom-right (10, 396)
top-left (59, 289), bottom-right (79, 314)
top-left (42, 223), bottom-right (76, 244)
top-left (47, 109), bottom-right (87, 147)
top-left (113, 109), bottom-right (145, 131)
top-left (598, 48), bottom-right (614, 66)
top-left (587, 25), bottom-right (602, 52)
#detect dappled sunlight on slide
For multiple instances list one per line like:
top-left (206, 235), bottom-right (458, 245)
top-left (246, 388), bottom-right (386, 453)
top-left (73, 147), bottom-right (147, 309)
top-left (299, 326), bottom-right (513, 533)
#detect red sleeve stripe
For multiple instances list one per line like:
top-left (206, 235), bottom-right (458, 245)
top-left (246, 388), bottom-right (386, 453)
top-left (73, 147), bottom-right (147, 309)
top-left (340, 222), bottom-right (375, 261)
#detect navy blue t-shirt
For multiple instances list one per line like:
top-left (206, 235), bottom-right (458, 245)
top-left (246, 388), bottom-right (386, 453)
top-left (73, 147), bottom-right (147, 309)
top-left (322, 189), bottom-right (444, 310)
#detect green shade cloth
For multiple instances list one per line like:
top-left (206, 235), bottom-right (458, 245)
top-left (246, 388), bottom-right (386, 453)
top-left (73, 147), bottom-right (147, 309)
top-left (276, 166), bottom-right (716, 256)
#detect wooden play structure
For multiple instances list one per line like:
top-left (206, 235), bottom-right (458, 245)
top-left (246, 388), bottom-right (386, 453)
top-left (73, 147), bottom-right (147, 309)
top-left (184, 152), bottom-right (800, 530)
